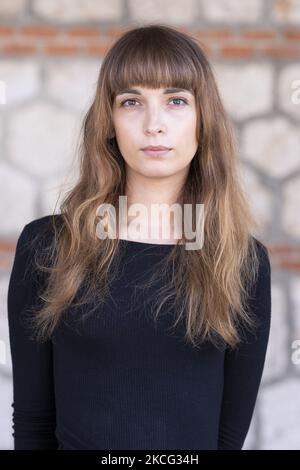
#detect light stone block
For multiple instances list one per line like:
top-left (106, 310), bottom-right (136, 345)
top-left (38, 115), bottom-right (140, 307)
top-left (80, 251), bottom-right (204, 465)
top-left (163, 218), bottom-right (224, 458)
top-left (0, 374), bottom-right (13, 450)
top-left (242, 117), bottom-right (300, 178)
top-left (32, 0), bottom-right (122, 22)
top-left (282, 178), bottom-right (300, 240)
top-left (272, 0), bottom-right (300, 23)
top-left (202, 0), bottom-right (263, 23)
top-left (0, 61), bottom-right (40, 106)
top-left (45, 60), bottom-right (100, 112)
top-left (7, 102), bottom-right (81, 177)
top-left (260, 378), bottom-right (300, 449)
top-left (278, 64), bottom-right (300, 121)
top-left (128, 0), bottom-right (198, 24)
top-left (213, 63), bottom-right (273, 120)
top-left (0, 162), bottom-right (36, 235)
top-left (238, 163), bottom-right (273, 235)
top-left (0, 0), bottom-right (27, 16)
top-left (41, 167), bottom-right (80, 215)
top-left (290, 276), bottom-right (300, 375)
top-left (262, 283), bottom-right (289, 383)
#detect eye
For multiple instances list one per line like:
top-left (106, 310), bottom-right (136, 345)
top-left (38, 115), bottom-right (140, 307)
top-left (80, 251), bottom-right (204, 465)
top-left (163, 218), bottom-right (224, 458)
top-left (120, 98), bottom-right (138, 107)
top-left (119, 97), bottom-right (189, 108)
top-left (169, 97), bottom-right (188, 106)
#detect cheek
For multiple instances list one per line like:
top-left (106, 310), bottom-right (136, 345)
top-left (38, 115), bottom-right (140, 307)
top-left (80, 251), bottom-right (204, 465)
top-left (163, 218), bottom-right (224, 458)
top-left (176, 118), bottom-right (197, 145)
top-left (116, 117), bottom-right (136, 141)
top-left (177, 117), bottom-right (198, 159)
top-left (186, 115), bottom-right (198, 146)
top-left (177, 110), bottom-right (196, 131)
top-left (114, 125), bottom-right (137, 162)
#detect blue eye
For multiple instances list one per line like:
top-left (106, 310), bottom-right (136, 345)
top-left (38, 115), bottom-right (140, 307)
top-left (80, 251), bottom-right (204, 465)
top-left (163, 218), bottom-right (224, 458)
top-left (120, 97), bottom-right (188, 107)
top-left (170, 97), bottom-right (188, 106)
top-left (120, 99), bottom-right (137, 107)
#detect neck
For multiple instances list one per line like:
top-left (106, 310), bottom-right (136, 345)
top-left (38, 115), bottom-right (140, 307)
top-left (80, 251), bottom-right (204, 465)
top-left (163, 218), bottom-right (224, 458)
top-left (118, 167), bottom-right (189, 243)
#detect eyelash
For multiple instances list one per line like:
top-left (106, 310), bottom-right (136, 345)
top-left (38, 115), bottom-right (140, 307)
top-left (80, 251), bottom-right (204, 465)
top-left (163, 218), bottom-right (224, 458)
top-left (119, 97), bottom-right (188, 107)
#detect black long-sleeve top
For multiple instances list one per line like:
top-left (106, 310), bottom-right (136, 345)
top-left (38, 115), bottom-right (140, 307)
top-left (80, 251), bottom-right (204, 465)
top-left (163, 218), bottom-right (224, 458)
top-left (7, 215), bottom-right (271, 450)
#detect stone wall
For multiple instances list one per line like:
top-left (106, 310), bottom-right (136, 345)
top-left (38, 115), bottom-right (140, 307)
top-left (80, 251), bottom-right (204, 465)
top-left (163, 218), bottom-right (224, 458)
top-left (0, 0), bottom-right (300, 450)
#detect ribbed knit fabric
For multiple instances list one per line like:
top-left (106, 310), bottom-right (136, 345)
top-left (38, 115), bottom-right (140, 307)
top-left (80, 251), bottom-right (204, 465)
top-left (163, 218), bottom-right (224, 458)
top-left (7, 215), bottom-right (271, 450)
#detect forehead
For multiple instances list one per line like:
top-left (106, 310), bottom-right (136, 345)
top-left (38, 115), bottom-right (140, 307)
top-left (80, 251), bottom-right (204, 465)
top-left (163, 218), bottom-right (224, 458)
top-left (115, 86), bottom-right (194, 96)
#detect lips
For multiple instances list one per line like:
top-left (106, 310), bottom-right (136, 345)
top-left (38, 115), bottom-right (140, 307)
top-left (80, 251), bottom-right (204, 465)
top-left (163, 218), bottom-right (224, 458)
top-left (141, 146), bottom-right (172, 157)
top-left (142, 146), bottom-right (171, 151)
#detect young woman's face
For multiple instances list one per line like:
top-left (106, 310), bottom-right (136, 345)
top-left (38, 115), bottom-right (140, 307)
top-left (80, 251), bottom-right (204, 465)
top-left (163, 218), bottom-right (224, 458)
top-left (112, 86), bottom-right (198, 178)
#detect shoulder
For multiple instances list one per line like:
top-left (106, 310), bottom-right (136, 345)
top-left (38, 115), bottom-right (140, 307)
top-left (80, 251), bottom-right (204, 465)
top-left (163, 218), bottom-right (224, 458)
top-left (19, 214), bottom-right (64, 250)
top-left (251, 235), bottom-right (271, 281)
top-left (248, 236), bottom-right (272, 332)
top-left (12, 214), bottom-right (64, 285)
top-left (14, 214), bottom-right (64, 274)
top-left (22, 213), bottom-right (63, 238)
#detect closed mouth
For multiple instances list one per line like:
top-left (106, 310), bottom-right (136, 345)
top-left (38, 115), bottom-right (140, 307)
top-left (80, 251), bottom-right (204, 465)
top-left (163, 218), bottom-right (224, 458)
top-left (142, 146), bottom-right (171, 151)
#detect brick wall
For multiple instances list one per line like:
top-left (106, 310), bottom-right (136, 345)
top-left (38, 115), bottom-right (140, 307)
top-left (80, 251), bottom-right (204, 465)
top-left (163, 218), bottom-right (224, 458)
top-left (0, 0), bottom-right (300, 450)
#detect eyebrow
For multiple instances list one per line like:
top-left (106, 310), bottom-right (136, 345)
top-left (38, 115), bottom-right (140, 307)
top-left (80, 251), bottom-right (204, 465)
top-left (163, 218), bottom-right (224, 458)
top-left (116, 87), bottom-right (193, 96)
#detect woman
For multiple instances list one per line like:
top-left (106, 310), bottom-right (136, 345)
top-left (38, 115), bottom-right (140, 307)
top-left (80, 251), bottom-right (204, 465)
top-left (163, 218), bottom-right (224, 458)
top-left (7, 24), bottom-right (271, 450)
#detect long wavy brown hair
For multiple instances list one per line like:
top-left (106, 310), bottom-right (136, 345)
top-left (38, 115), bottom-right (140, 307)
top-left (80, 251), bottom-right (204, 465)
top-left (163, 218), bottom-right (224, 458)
top-left (27, 23), bottom-right (264, 350)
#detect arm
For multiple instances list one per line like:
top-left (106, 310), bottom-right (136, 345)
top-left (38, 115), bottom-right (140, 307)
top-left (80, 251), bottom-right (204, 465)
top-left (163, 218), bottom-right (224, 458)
top-left (218, 240), bottom-right (271, 450)
top-left (7, 223), bottom-right (58, 450)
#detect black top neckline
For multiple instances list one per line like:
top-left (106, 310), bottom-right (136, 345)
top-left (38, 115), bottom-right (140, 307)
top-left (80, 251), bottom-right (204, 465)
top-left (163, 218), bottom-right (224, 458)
top-left (118, 238), bottom-right (184, 248)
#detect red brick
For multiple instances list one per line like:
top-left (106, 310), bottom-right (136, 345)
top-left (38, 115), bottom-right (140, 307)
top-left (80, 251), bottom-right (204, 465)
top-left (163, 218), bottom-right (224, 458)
top-left (283, 29), bottom-right (300, 40)
top-left (105, 26), bottom-right (132, 39)
top-left (268, 244), bottom-right (300, 254)
top-left (278, 261), bottom-right (300, 271)
top-left (2, 44), bottom-right (36, 54)
top-left (85, 43), bottom-right (111, 55)
top-left (263, 46), bottom-right (300, 58)
top-left (240, 30), bottom-right (276, 40)
top-left (45, 45), bottom-right (80, 55)
top-left (195, 30), bottom-right (233, 40)
top-left (0, 241), bottom-right (16, 252)
top-left (20, 26), bottom-right (58, 37)
top-left (0, 27), bottom-right (15, 36)
top-left (67, 28), bottom-right (101, 37)
top-left (220, 46), bottom-right (256, 58)
top-left (268, 244), bottom-right (300, 271)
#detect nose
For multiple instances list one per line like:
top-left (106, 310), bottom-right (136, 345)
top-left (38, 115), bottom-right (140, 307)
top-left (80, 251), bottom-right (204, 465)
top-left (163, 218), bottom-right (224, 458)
top-left (144, 106), bottom-right (166, 135)
top-left (145, 126), bottom-right (164, 135)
